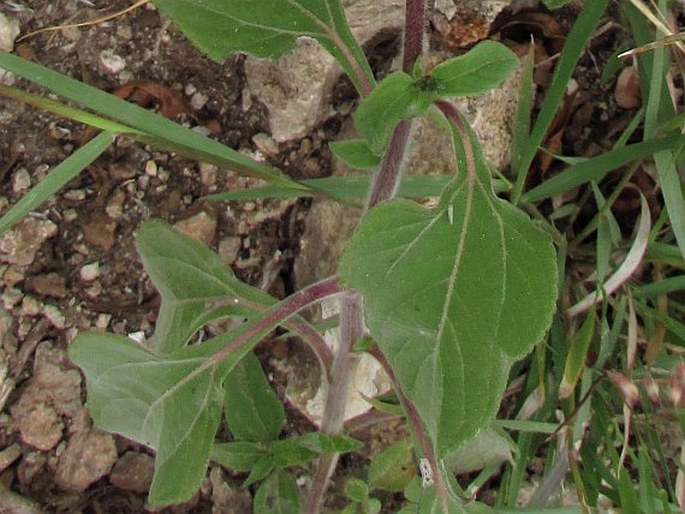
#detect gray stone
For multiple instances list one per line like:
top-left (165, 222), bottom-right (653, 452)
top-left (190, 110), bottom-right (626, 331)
top-left (0, 11), bottom-right (20, 53)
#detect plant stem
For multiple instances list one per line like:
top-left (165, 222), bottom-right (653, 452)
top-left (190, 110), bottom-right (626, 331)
top-left (403, 0), bottom-right (427, 72)
top-left (306, 2), bottom-right (429, 512)
top-left (305, 292), bottom-right (363, 514)
top-left (371, 345), bottom-right (452, 511)
top-left (366, 0), bottom-right (426, 210)
top-left (186, 277), bottom-right (342, 382)
top-left (365, 119), bottom-right (413, 208)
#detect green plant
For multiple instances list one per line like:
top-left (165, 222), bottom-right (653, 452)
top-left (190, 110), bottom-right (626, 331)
top-left (4, 0), bottom-right (685, 512)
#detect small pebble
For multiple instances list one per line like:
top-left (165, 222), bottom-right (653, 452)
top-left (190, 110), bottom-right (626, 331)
top-left (12, 167), bottom-right (30, 192)
top-left (0, 12), bottom-right (20, 52)
top-left (63, 208), bottom-right (78, 222)
top-left (252, 133), bottom-right (279, 157)
top-left (63, 189), bottom-right (86, 201)
top-left (99, 49), bottom-right (126, 74)
top-left (43, 305), bottom-right (66, 330)
top-left (190, 91), bottom-right (208, 111)
top-left (144, 160), bottom-right (158, 177)
top-left (199, 163), bottom-right (217, 188)
top-left (19, 296), bottom-right (41, 317)
top-left (95, 313), bottom-right (111, 331)
top-left (79, 262), bottom-right (100, 282)
top-left (105, 189), bottom-right (125, 219)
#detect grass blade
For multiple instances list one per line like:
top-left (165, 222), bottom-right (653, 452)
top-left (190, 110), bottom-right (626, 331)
top-left (512, 0), bottom-right (611, 202)
top-left (522, 135), bottom-right (684, 202)
top-left (0, 52), bottom-right (308, 191)
top-left (567, 195), bottom-right (651, 317)
top-left (0, 131), bottom-right (114, 235)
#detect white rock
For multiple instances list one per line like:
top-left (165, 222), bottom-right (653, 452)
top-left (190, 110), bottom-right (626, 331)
top-left (0, 12), bottom-right (20, 53)
top-left (43, 305), bottom-right (66, 330)
top-left (79, 262), bottom-right (100, 282)
top-left (99, 50), bottom-right (126, 74)
top-left (11, 168), bottom-right (30, 193)
top-left (190, 91), bottom-right (208, 111)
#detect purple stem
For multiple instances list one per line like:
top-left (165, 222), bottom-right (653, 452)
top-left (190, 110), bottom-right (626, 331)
top-left (365, 0), bottom-right (426, 210)
top-left (186, 277), bottom-right (342, 382)
top-left (306, 1), bottom-right (429, 511)
top-left (305, 292), bottom-right (363, 514)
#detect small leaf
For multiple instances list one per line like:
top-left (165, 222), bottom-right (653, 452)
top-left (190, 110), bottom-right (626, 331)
top-left (269, 438), bottom-right (318, 468)
top-left (224, 352), bottom-right (285, 443)
top-left (355, 72), bottom-right (435, 154)
top-left (243, 455), bottom-right (275, 488)
top-left (339, 113), bottom-right (557, 455)
top-left (344, 477), bottom-right (370, 502)
top-left (152, 0), bottom-right (373, 94)
top-left (253, 470), bottom-right (302, 514)
top-left (212, 441), bottom-right (266, 472)
top-left (431, 41), bottom-right (519, 97)
top-left (330, 139), bottom-right (381, 169)
top-left (369, 439), bottom-right (416, 492)
top-left (136, 220), bottom-right (275, 354)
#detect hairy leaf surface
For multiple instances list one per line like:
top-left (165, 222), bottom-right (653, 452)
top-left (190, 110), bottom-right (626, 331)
top-left (69, 332), bottom-right (237, 505)
top-left (224, 352), bottom-right (285, 443)
top-left (339, 116), bottom-right (557, 455)
top-left (136, 220), bottom-right (274, 354)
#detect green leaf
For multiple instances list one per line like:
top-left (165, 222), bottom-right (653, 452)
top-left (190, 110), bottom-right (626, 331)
top-left (369, 439), bottom-right (416, 492)
top-left (136, 220), bottom-right (274, 354)
top-left (243, 455), bottom-right (276, 488)
top-left (559, 312), bottom-right (595, 399)
top-left (269, 438), bottom-right (318, 468)
top-left (522, 134), bottom-right (685, 202)
top-left (69, 294), bottom-right (294, 506)
top-left (338, 114), bottom-right (557, 455)
top-left (152, 0), bottom-right (374, 95)
top-left (212, 441), bottom-right (266, 472)
top-left (253, 470), bottom-right (302, 514)
top-left (344, 477), bottom-right (370, 502)
top-left (0, 132), bottom-right (113, 236)
top-left (355, 72), bottom-right (435, 154)
top-left (68, 333), bottom-right (232, 507)
top-left (224, 352), bottom-right (285, 443)
top-left (512, 0), bottom-right (610, 201)
top-left (430, 41), bottom-right (519, 96)
top-left (542, 0), bottom-right (574, 7)
top-left (329, 139), bottom-right (382, 169)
